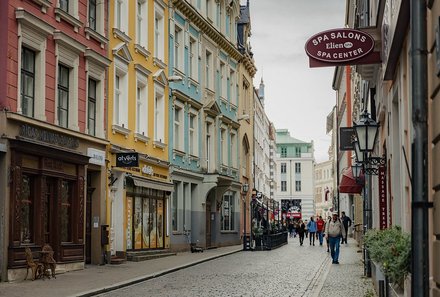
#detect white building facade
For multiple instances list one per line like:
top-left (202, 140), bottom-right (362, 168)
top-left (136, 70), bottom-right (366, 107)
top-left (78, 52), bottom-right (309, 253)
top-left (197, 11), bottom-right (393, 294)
top-left (274, 129), bottom-right (315, 221)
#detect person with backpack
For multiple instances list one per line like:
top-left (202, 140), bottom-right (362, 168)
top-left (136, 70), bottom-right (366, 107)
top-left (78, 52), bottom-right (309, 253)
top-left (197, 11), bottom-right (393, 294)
top-left (316, 216), bottom-right (325, 246)
top-left (325, 212), bottom-right (345, 264)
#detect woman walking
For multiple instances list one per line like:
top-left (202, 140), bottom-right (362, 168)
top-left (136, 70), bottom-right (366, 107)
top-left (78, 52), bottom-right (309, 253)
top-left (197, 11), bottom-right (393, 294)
top-left (307, 216), bottom-right (317, 246)
top-left (297, 220), bottom-right (306, 246)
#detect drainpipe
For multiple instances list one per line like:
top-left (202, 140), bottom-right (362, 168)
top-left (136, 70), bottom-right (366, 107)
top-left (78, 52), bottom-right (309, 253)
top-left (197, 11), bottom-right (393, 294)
top-left (411, 0), bottom-right (429, 295)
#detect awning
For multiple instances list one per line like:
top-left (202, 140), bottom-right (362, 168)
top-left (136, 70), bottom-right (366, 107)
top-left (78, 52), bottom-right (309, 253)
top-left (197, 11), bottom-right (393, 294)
top-left (339, 168), bottom-right (364, 194)
top-left (131, 176), bottom-right (174, 193)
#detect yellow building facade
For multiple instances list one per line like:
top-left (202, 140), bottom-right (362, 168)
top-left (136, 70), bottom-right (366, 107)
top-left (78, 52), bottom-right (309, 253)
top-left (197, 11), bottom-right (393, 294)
top-left (107, 0), bottom-right (173, 257)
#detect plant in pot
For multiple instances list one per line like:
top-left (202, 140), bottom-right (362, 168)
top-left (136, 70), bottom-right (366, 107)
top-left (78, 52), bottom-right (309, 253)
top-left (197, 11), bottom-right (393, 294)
top-left (364, 226), bottom-right (411, 292)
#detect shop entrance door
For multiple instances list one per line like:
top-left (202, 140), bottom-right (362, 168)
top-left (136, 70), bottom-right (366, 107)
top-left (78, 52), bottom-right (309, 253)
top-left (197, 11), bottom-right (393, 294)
top-left (85, 176), bottom-right (95, 264)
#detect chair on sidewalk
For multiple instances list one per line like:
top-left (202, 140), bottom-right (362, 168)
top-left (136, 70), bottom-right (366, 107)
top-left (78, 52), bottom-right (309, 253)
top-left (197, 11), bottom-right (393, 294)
top-left (40, 244), bottom-right (56, 279)
top-left (24, 247), bottom-right (44, 281)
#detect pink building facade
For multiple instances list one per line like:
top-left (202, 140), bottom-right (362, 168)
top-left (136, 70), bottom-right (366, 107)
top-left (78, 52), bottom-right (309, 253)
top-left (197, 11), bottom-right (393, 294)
top-left (0, 0), bottom-right (110, 281)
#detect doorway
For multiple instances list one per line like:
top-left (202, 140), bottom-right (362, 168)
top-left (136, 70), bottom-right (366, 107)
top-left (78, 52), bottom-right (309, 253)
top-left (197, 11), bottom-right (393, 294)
top-left (86, 174), bottom-right (95, 264)
top-left (205, 202), bottom-right (211, 248)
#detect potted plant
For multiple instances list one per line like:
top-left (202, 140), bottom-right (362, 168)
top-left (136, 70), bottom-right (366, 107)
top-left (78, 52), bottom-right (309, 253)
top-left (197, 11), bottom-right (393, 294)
top-left (364, 226), bottom-right (411, 294)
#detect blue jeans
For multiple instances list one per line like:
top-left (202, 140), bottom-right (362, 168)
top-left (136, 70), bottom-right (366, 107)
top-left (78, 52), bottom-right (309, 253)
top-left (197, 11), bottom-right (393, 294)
top-left (317, 231), bottom-right (324, 245)
top-left (329, 236), bottom-right (341, 262)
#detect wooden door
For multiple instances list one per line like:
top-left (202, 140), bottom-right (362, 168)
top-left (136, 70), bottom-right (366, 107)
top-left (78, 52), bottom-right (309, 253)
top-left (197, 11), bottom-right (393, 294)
top-left (205, 203), bottom-right (211, 248)
top-left (85, 185), bottom-right (94, 264)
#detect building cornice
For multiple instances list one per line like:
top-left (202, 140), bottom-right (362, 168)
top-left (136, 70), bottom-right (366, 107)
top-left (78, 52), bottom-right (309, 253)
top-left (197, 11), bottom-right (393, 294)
top-left (172, 0), bottom-right (242, 61)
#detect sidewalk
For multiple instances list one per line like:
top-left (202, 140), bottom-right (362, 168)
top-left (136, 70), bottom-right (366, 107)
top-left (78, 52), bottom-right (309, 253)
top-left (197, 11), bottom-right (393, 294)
top-left (0, 245), bottom-right (242, 297)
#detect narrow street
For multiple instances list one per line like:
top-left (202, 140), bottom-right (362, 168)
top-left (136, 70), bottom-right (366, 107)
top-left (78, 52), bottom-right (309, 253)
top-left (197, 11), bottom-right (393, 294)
top-left (96, 238), bottom-right (373, 297)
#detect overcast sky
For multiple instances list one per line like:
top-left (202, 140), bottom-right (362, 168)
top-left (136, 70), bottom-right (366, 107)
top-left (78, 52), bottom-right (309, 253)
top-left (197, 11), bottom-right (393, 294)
top-left (247, 0), bottom-right (346, 162)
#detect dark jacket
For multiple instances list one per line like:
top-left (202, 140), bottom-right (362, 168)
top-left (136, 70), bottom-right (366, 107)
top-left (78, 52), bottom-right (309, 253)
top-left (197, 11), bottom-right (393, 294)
top-left (341, 215), bottom-right (352, 229)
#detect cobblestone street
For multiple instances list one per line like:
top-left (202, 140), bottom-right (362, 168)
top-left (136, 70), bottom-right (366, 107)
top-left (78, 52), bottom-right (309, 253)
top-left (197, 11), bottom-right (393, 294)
top-left (97, 238), bottom-right (374, 297)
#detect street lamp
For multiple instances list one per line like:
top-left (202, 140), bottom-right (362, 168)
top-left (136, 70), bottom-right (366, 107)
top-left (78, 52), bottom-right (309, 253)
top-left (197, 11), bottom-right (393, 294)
top-left (351, 162), bottom-right (363, 181)
top-left (242, 183), bottom-right (249, 251)
top-left (353, 110), bottom-right (380, 278)
top-left (354, 110), bottom-right (379, 153)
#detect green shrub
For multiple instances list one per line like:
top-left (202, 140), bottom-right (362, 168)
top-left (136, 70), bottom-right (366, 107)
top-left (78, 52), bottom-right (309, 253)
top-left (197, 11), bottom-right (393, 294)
top-left (364, 226), bottom-right (411, 288)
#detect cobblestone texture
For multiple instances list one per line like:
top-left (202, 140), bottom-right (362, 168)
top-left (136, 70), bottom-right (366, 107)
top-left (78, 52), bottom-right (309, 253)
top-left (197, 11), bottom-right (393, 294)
top-left (98, 239), bottom-right (375, 297)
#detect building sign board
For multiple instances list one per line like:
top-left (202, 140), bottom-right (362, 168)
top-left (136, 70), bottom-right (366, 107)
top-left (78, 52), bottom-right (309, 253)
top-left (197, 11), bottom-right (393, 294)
top-left (116, 152), bottom-right (139, 167)
top-left (339, 127), bottom-right (356, 151)
top-left (87, 148), bottom-right (106, 166)
top-left (305, 28), bottom-right (375, 63)
top-left (378, 166), bottom-right (388, 230)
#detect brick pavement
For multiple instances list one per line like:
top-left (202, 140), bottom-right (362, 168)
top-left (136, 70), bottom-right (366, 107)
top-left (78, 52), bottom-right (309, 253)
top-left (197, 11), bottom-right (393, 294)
top-left (0, 239), bottom-right (375, 297)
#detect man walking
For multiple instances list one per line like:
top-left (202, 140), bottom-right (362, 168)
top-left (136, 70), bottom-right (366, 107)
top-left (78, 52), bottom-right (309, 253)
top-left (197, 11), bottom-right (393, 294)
top-left (325, 212), bottom-right (345, 264)
top-left (316, 216), bottom-right (325, 246)
top-left (340, 211), bottom-right (352, 244)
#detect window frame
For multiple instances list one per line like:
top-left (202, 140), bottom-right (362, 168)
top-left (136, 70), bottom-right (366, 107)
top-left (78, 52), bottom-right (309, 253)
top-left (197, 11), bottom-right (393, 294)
top-left (154, 4), bottom-right (165, 61)
top-left (113, 57), bottom-right (129, 128)
top-left (154, 84), bottom-right (165, 143)
top-left (173, 103), bottom-right (184, 151)
top-left (188, 110), bottom-right (198, 156)
top-left (189, 36), bottom-right (197, 79)
top-left (87, 78), bottom-right (97, 136)
top-left (221, 192), bottom-right (235, 231)
top-left (136, 0), bottom-right (148, 48)
top-left (21, 47), bottom-right (36, 118)
top-left (174, 25), bottom-right (184, 71)
top-left (57, 64), bottom-right (70, 128)
top-left (135, 70), bottom-right (148, 136)
top-left (281, 180), bottom-right (287, 192)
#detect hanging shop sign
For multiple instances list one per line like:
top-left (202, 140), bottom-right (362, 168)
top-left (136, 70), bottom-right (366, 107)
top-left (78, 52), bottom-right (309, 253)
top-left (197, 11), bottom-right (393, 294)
top-left (305, 28), bottom-right (380, 67)
top-left (116, 152), bottom-right (139, 167)
top-left (339, 127), bottom-right (356, 151)
top-left (378, 166), bottom-right (388, 230)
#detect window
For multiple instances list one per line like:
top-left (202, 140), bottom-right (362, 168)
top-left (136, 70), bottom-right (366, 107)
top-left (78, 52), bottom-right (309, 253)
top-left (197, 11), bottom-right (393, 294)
top-left (60, 0), bottom-right (69, 12)
top-left (281, 163), bottom-right (286, 174)
top-left (221, 128), bottom-right (227, 165)
top-left (17, 17), bottom-right (50, 121)
top-left (206, 122), bottom-right (212, 172)
top-left (115, 0), bottom-right (128, 33)
top-left (281, 147), bottom-right (287, 158)
top-left (189, 113), bottom-right (197, 155)
top-left (206, 0), bottom-right (212, 19)
top-left (58, 64), bottom-right (70, 128)
top-left (60, 180), bottom-right (73, 242)
top-left (154, 6), bottom-right (165, 61)
top-left (136, 71), bottom-right (148, 136)
top-left (114, 58), bottom-right (128, 128)
top-left (21, 47), bottom-right (35, 117)
top-left (231, 131), bottom-right (236, 167)
top-left (295, 181), bottom-right (302, 192)
top-left (205, 50), bottom-right (212, 89)
top-left (220, 61), bottom-right (226, 97)
top-left (87, 79), bottom-right (97, 136)
top-left (221, 192), bottom-right (235, 231)
top-left (137, 0), bottom-right (148, 47)
top-left (20, 174), bottom-right (35, 244)
top-left (295, 147), bottom-right (301, 157)
top-left (230, 69), bottom-right (236, 105)
top-left (295, 163), bottom-right (301, 174)
top-left (174, 105), bottom-right (183, 150)
top-left (174, 26), bottom-right (183, 71)
top-left (281, 181), bottom-right (287, 192)
top-left (154, 85), bottom-right (165, 142)
top-left (88, 0), bottom-right (96, 30)
top-left (189, 37), bottom-right (197, 79)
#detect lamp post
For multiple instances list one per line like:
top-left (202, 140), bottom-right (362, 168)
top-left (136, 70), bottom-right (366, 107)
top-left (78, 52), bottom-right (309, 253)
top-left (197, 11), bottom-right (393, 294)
top-left (353, 110), bottom-right (380, 277)
top-left (242, 183), bottom-right (249, 251)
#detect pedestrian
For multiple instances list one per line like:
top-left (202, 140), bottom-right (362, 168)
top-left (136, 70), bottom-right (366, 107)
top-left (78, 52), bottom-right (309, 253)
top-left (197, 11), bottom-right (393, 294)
top-left (288, 221), bottom-right (294, 238)
top-left (293, 219), bottom-right (299, 238)
top-left (325, 212), bottom-right (345, 264)
top-left (307, 217), bottom-right (317, 246)
top-left (304, 219), bottom-right (309, 238)
top-left (316, 216), bottom-right (325, 246)
top-left (297, 219), bottom-right (306, 246)
top-left (326, 216), bottom-right (331, 252)
top-left (340, 211), bottom-right (352, 244)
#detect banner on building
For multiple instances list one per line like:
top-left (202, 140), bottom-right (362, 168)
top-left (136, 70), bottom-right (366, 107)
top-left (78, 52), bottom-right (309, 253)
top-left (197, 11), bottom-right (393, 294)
top-left (378, 166), bottom-right (387, 230)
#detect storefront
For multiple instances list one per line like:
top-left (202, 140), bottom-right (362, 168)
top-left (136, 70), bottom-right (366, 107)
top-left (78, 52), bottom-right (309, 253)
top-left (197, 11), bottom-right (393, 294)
top-left (108, 152), bottom-right (173, 254)
top-left (3, 119), bottom-right (108, 281)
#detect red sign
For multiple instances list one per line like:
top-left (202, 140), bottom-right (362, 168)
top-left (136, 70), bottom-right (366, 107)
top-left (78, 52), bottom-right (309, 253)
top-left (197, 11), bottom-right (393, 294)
top-left (305, 28), bottom-right (375, 63)
top-left (378, 166), bottom-right (387, 230)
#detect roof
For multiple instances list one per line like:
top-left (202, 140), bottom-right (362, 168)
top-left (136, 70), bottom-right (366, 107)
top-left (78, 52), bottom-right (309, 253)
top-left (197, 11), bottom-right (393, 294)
top-left (276, 129), bottom-right (309, 144)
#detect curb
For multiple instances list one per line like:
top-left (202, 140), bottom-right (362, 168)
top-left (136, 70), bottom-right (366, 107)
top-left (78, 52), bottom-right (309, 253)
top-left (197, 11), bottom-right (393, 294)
top-left (71, 249), bottom-right (242, 297)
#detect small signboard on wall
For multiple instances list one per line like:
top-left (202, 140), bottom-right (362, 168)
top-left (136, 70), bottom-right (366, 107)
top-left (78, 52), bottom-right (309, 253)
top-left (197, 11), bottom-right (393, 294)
top-left (116, 152), bottom-right (139, 167)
